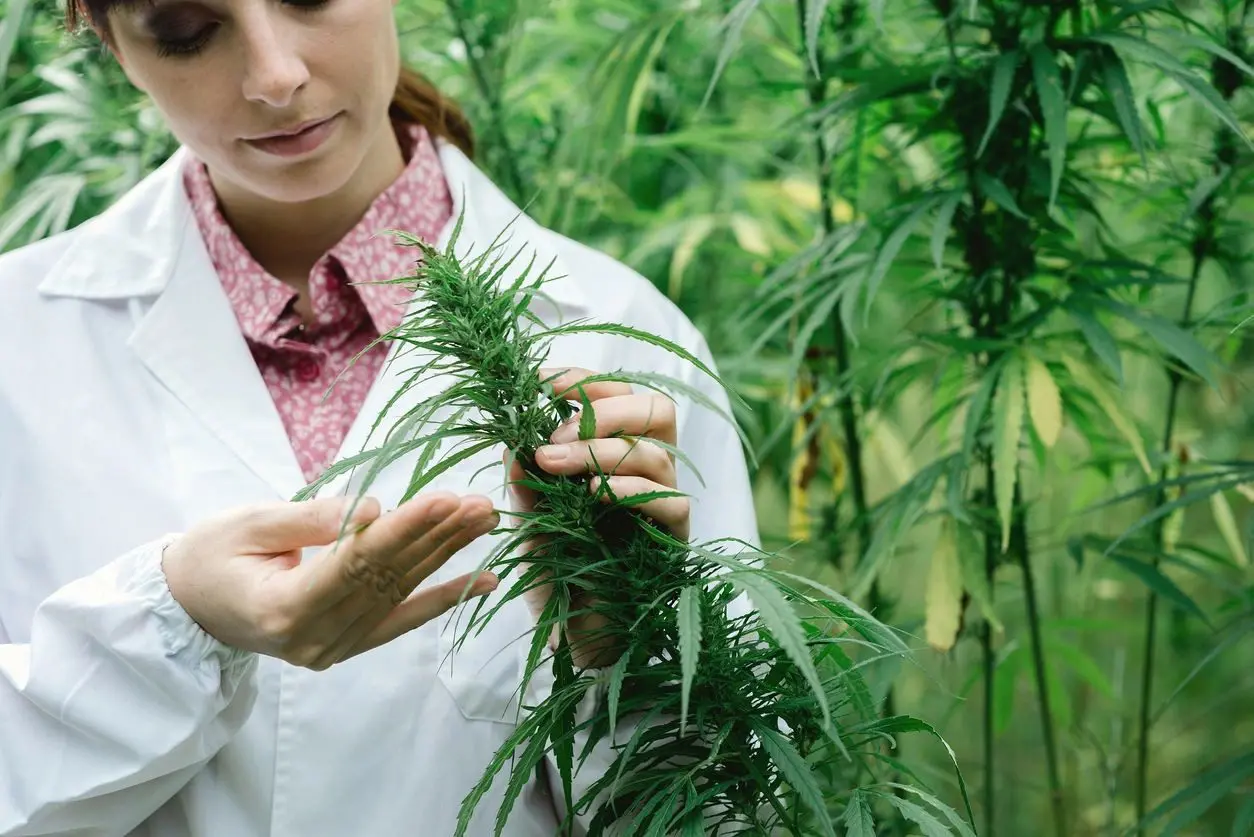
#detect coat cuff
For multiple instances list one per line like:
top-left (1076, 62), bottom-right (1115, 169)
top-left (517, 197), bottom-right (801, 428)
top-left (126, 533), bottom-right (255, 680)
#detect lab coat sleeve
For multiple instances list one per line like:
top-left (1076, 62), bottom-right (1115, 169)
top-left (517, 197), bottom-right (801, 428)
top-left (546, 331), bottom-right (761, 834)
top-left (0, 535), bottom-right (259, 837)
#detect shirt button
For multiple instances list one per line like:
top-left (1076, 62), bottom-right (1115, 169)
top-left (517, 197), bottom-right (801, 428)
top-left (295, 358), bottom-right (321, 383)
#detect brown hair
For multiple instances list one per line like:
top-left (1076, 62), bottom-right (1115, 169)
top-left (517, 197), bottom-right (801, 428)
top-left (64, 0), bottom-right (475, 159)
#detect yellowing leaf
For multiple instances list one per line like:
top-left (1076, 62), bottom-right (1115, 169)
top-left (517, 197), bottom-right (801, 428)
top-left (1060, 354), bottom-right (1152, 476)
top-left (780, 177), bottom-right (821, 212)
top-left (1026, 355), bottom-right (1062, 447)
top-left (730, 213), bottom-right (772, 256)
top-left (788, 372), bottom-right (816, 542)
top-left (866, 411), bottom-right (914, 490)
top-left (1210, 490), bottom-right (1249, 567)
top-left (925, 520), bottom-right (963, 652)
top-left (993, 355), bottom-right (1025, 552)
top-left (831, 198), bottom-right (856, 224)
top-left (668, 216), bottom-right (716, 299)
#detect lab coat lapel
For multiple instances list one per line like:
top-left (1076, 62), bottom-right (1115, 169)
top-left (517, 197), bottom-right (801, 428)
top-left (123, 170), bottom-right (307, 503)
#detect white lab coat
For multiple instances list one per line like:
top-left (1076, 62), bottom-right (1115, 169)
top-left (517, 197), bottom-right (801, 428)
top-left (0, 138), bottom-right (759, 836)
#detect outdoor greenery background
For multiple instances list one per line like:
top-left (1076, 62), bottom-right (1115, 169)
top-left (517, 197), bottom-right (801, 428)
top-left (2, 0), bottom-right (1253, 834)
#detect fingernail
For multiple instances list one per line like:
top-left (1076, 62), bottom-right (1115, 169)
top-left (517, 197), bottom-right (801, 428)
top-left (539, 444), bottom-right (569, 463)
top-left (550, 423), bottom-right (578, 444)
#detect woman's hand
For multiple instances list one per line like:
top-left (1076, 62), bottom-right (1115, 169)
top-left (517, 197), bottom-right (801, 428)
top-left (162, 492), bottom-right (499, 671)
top-left (507, 367), bottom-right (689, 668)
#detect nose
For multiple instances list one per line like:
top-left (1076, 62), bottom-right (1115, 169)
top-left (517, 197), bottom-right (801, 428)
top-left (239, 12), bottom-right (310, 108)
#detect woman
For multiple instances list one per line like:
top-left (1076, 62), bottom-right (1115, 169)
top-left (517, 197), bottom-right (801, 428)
top-left (0, 1), bottom-right (757, 835)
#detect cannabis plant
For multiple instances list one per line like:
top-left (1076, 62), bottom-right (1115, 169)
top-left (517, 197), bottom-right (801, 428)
top-left (295, 215), bottom-right (972, 835)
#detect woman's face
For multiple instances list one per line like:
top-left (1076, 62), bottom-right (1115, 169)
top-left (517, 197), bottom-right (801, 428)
top-left (108, 0), bottom-right (401, 205)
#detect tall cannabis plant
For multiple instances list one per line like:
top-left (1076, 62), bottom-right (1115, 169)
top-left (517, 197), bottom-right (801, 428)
top-left (727, 1), bottom-right (1253, 834)
top-left (296, 215), bottom-right (973, 835)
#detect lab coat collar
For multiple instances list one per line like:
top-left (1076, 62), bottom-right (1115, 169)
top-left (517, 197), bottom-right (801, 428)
top-left (36, 138), bottom-right (591, 319)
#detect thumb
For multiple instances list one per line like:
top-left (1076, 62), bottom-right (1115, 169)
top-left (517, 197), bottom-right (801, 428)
top-left (239, 495), bottom-right (382, 553)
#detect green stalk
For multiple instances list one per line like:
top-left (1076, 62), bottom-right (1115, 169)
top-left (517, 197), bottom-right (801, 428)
top-left (793, 0), bottom-right (874, 616)
top-left (1013, 488), bottom-right (1067, 837)
top-left (443, 0), bottom-right (528, 202)
top-left (1133, 19), bottom-right (1245, 827)
top-left (1133, 241), bottom-right (1205, 831)
top-left (943, 10), bottom-right (999, 830)
top-left (981, 479), bottom-right (996, 837)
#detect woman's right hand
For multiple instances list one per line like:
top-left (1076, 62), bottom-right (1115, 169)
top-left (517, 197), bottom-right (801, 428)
top-left (161, 492), bottom-right (499, 671)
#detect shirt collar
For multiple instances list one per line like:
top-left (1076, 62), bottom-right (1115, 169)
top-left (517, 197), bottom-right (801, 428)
top-left (37, 137), bottom-right (592, 322)
top-left (181, 123), bottom-right (450, 346)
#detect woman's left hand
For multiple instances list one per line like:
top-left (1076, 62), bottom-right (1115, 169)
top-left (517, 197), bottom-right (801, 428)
top-left (506, 366), bottom-right (689, 668)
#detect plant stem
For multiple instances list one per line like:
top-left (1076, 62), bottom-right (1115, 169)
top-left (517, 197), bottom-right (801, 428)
top-left (793, 0), bottom-right (873, 603)
top-left (1133, 254), bottom-right (1203, 830)
top-left (1014, 493), bottom-right (1067, 837)
top-left (982, 460), bottom-right (997, 837)
top-left (444, 0), bottom-right (528, 202)
top-left (1133, 19), bottom-right (1245, 825)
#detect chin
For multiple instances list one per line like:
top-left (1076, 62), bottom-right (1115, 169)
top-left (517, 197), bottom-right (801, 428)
top-left (237, 153), bottom-right (361, 206)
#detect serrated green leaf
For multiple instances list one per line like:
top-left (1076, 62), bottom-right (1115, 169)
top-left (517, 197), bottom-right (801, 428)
top-left (756, 723), bottom-right (836, 837)
top-left (962, 361), bottom-right (1002, 460)
top-left (975, 171), bottom-right (1029, 219)
top-left (1097, 298), bottom-right (1220, 390)
top-left (883, 784), bottom-right (977, 837)
top-left (1045, 637), bottom-right (1114, 699)
top-left (703, 0), bottom-right (764, 109)
top-left (678, 585), bottom-right (701, 735)
top-left (1029, 44), bottom-right (1067, 208)
top-left (1099, 47), bottom-right (1146, 164)
top-left (1061, 354), bottom-right (1150, 475)
top-left (577, 386), bottom-right (597, 442)
top-left (1210, 490), bottom-right (1249, 567)
top-left (843, 791), bottom-right (875, 837)
top-left (864, 196), bottom-right (941, 319)
top-left (931, 191), bottom-right (963, 270)
top-left (1141, 753), bottom-right (1254, 835)
top-left (1066, 306), bottom-right (1124, 384)
top-left (978, 50), bottom-right (1020, 158)
top-left (607, 651), bottom-right (629, 743)
top-left (1107, 553), bottom-right (1207, 622)
top-left (730, 572), bottom-right (831, 726)
top-left (993, 354), bottom-right (1025, 551)
top-left (1088, 33), bottom-right (1253, 146)
top-left (804, 0), bottom-right (831, 78)
top-left (994, 646), bottom-right (1024, 734)
top-left (878, 793), bottom-right (952, 836)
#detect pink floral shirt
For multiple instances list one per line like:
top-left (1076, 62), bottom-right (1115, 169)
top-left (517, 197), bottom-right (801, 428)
top-left (182, 123), bottom-right (453, 483)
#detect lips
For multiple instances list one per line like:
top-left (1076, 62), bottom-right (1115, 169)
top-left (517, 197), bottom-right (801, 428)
top-left (243, 113), bottom-right (342, 158)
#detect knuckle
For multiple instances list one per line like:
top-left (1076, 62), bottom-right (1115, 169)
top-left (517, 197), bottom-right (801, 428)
top-left (342, 551), bottom-right (405, 604)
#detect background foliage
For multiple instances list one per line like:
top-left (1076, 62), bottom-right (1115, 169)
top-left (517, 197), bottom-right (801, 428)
top-left (3, 0), bottom-right (1253, 834)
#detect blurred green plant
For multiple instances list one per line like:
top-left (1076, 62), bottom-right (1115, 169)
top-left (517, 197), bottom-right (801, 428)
top-left (4, 0), bottom-right (1254, 834)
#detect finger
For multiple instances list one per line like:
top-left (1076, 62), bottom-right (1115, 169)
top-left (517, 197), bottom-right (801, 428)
top-left (549, 394), bottom-right (677, 445)
top-left (238, 495), bottom-right (383, 554)
top-left (536, 437), bottom-right (675, 486)
top-left (347, 571), bottom-right (501, 659)
top-left (538, 367), bottom-right (633, 403)
top-left (295, 493), bottom-right (463, 608)
top-left (590, 475), bottom-right (690, 541)
top-left (393, 497), bottom-right (500, 591)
